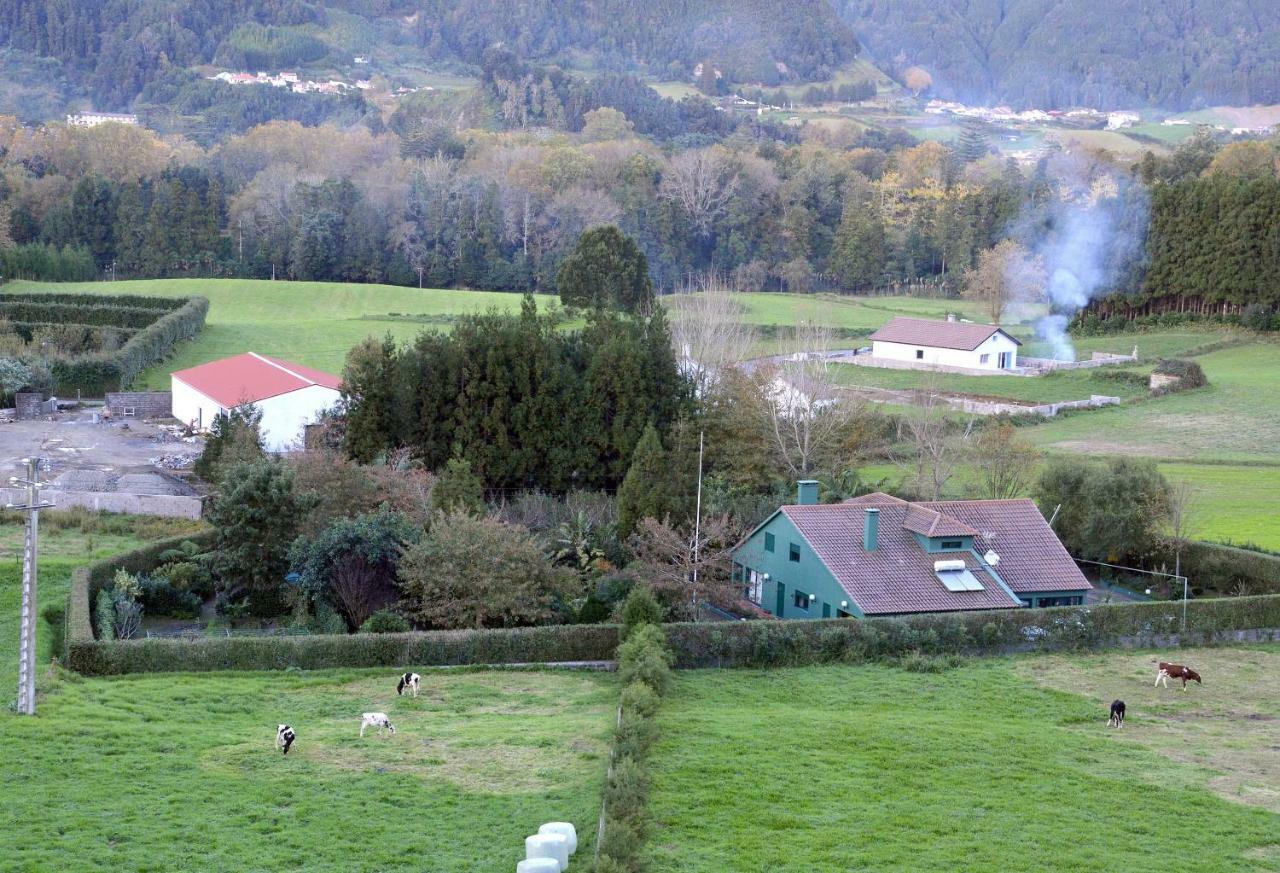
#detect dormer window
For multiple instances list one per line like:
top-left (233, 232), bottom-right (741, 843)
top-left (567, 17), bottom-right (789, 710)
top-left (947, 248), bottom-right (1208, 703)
top-left (940, 539), bottom-right (963, 550)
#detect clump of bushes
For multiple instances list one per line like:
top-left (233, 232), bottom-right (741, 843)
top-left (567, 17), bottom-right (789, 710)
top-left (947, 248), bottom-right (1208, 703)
top-left (359, 610), bottom-right (410, 634)
top-left (1152, 358), bottom-right (1207, 391)
top-left (94, 570), bottom-right (143, 640)
top-left (596, 587), bottom-right (674, 872)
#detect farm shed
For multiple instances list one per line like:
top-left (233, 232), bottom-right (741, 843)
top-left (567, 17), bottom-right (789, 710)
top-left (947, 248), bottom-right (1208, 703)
top-left (733, 484), bottom-right (1090, 619)
top-left (170, 352), bottom-right (341, 452)
top-left (869, 316), bottom-right (1021, 371)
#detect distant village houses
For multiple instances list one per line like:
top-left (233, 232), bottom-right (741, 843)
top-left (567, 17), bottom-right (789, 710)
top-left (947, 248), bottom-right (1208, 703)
top-left (208, 70), bottom-right (374, 95)
top-left (66, 112), bottom-right (139, 127)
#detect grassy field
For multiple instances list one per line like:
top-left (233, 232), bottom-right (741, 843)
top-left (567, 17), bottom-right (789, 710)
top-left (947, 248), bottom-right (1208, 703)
top-left (0, 512), bottom-right (610, 872)
top-left (833, 362), bottom-right (1150, 403)
top-left (645, 652), bottom-right (1280, 872)
top-left (1024, 343), bottom-right (1280, 464)
top-left (9, 279), bottom-right (548, 386)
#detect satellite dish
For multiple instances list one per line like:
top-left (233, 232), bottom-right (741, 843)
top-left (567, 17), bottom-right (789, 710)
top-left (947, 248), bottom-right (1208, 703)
top-left (984, 549), bottom-right (1000, 567)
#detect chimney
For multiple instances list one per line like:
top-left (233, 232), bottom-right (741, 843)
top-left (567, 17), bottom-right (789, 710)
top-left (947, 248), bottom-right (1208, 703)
top-left (863, 507), bottom-right (879, 552)
top-left (796, 480), bottom-right (819, 506)
top-left (946, 312), bottom-right (957, 323)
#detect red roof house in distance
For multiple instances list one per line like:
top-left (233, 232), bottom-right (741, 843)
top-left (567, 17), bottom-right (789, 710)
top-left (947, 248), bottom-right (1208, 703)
top-left (170, 352), bottom-right (341, 452)
top-left (869, 315), bottom-right (1022, 371)
top-left (732, 484), bottom-right (1090, 618)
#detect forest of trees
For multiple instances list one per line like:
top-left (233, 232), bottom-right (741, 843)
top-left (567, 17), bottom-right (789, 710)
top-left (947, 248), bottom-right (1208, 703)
top-left (840, 0), bottom-right (1280, 110)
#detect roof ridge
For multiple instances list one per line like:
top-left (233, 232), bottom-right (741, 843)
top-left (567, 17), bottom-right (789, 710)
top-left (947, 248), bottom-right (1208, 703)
top-left (249, 352), bottom-right (316, 387)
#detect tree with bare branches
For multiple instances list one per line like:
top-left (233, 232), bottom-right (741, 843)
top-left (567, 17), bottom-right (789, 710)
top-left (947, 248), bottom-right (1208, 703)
top-left (970, 422), bottom-right (1041, 499)
top-left (901, 377), bottom-right (968, 500)
top-left (1163, 480), bottom-right (1200, 582)
top-left (629, 514), bottom-right (742, 620)
top-left (669, 272), bottom-right (756, 397)
top-left (963, 239), bottom-right (1045, 324)
top-left (659, 147), bottom-right (739, 237)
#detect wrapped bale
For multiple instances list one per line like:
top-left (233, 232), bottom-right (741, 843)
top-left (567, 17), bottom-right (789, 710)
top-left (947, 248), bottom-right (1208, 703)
top-left (516, 859), bottom-right (560, 873)
top-left (524, 833), bottom-right (569, 871)
top-left (538, 822), bottom-right (578, 855)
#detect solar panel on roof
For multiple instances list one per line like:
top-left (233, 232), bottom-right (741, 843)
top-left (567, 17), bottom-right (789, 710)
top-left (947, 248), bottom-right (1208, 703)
top-left (936, 569), bottom-right (985, 592)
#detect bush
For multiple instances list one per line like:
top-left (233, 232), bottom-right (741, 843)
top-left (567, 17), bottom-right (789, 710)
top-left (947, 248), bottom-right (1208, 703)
top-left (1152, 357), bottom-right (1207, 390)
top-left (94, 589), bottom-right (116, 641)
top-left (619, 586), bottom-right (663, 640)
top-left (42, 602), bottom-right (66, 661)
top-left (138, 575), bottom-right (202, 619)
top-left (359, 610), bottom-right (410, 634)
top-left (616, 624), bottom-right (674, 695)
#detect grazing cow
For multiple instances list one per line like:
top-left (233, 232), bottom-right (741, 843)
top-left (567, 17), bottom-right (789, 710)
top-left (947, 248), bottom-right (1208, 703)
top-left (1155, 661), bottom-right (1203, 690)
top-left (1108, 700), bottom-right (1126, 728)
top-left (360, 712), bottom-right (396, 737)
top-left (276, 724), bottom-right (296, 755)
top-left (397, 672), bottom-right (421, 698)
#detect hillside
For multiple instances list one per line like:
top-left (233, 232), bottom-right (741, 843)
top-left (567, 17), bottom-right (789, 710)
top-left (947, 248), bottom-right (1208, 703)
top-left (839, 0), bottom-right (1280, 110)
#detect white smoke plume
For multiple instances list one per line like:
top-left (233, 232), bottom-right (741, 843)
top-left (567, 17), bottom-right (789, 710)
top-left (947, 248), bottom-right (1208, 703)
top-left (1010, 154), bottom-right (1149, 360)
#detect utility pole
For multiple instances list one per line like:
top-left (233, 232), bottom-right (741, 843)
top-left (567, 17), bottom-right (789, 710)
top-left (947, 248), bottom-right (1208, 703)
top-left (690, 431), bottom-right (704, 618)
top-left (9, 457), bottom-right (53, 716)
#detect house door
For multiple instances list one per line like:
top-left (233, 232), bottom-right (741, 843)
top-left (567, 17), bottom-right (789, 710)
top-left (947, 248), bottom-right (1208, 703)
top-left (822, 603), bottom-right (831, 618)
top-left (998, 352), bottom-right (1012, 369)
top-left (775, 582), bottom-right (785, 617)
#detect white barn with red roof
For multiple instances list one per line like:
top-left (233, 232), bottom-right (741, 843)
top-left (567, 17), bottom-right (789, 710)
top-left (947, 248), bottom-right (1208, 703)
top-left (170, 353), bottom-right (342, 452)
top-left (869, 316), bottom-right (1021, 371)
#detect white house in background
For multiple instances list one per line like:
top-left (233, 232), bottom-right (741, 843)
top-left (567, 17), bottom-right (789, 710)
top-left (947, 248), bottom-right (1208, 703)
top-left (869, 316), bottom-right (1022, 371)
top-left (170, 353), bottom-right (342, 452)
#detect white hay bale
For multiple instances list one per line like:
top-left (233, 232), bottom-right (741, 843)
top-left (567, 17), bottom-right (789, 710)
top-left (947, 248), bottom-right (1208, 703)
top-left (538, 822), bottom-right (578, 854)
top-left (516, 859), bottom-right (559, 873)
top-left (524, 833), bottom-right (568, 871)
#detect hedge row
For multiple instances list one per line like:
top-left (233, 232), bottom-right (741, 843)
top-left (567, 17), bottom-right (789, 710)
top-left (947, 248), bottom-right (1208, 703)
top-left (0, 300), bottom-right (175, 329)
top-left (1174, 541), bottom-right (1280, 597)
top-left (44, 295), bottom-right (208, 395)
top-left (660, 594), bottom-right (1280, 669)
top-left (0, 292), bottom-right (186, 311)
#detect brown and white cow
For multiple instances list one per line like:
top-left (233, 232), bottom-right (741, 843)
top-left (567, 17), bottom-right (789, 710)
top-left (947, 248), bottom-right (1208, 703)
top-left (1155, 661), bottom-right (1202, 690)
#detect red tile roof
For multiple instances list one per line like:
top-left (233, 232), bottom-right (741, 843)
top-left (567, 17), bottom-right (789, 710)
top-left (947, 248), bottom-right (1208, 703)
top-left (869, 316), bottom-right (1022, 350)
top-left (768, 494), bottom-right (1090, 615)
top-left (171, 353), bottom-right (341, 408)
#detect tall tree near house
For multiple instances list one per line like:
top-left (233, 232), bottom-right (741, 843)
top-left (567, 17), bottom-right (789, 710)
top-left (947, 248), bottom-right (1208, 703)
top-left (760, 319), bottom-right (853, 477)
top-left (963, 239), bottom-right (1045, 324)
top-left (1163, 480), bottom-right (1199, 583)
top-left (398, 511), bottom-right (576, 629)
top-left (1033, 457), bottom-right (1172, 564)
top-left (969, 422), bottom-right (1041, 499)
top-left (556, 224), bottom-right (653, 312)
top-left (668, 271), bottom-right (756, 398)
top-left (341, 334), bottom-right (399, 463)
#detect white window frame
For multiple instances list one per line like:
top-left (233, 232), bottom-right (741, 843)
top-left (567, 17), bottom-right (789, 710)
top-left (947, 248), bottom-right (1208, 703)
top-left (747, 570), bottom-right (763, 605)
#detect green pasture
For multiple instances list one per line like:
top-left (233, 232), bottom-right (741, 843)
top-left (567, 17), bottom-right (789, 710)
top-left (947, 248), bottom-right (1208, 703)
top-left (832, 362), bottom-right (1149, 404)
top-left (10, 279), bottom-right (548, 385)
top-left (644, 654), bottom-right (1280, 872)
top-left (0, 513), bottom-right (609, 872)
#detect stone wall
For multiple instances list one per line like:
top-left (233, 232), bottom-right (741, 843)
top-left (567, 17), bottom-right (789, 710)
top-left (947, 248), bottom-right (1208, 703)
top-left (105, 391), bottom-right (172, 419)
top-left (14, 392), bottom-right (43, 420)
top-left (1, 488), bottom-right (203, 519)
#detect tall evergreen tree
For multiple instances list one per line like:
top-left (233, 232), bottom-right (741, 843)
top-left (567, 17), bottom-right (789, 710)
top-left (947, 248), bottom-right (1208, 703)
top-left (616, 422), bottom-right (674, 541)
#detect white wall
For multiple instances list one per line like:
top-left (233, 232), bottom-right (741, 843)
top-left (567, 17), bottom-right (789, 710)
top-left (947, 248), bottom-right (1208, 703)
top-left (872, 333), bottom-right (1018, 370)
top-left (170, 378), bottom-right (227, 432)
top-left (254, 384), bottom-right (341, 452)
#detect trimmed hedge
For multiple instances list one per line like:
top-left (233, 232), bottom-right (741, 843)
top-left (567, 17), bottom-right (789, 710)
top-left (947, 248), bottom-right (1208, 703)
top-left (0, 301), bottom-right (174, 329)
top-left (21, 294), bottom-right (210, 395)
top-left (1173, 541), bottom-right (1280, 597)
top-left (0, 292), bottom-right (187, 310)
top-left (65, 624), bottom-right (621, 675)
top-left (660, 594), bottom-right (1280, 669)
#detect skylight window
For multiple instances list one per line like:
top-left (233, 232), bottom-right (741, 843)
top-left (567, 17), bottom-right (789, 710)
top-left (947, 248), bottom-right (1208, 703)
top-left (937, 569), bottom-right (985, 592)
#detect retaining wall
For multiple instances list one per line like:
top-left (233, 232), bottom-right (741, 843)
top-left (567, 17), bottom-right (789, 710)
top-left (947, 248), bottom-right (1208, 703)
top-left (3, 488), bottom-right (203, 519)
top-left (105, 391), bottom-right (172, 419)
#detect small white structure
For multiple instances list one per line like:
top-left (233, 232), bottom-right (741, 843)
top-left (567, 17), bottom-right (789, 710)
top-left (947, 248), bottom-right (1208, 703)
top-left (524, 833), bottom-right (568, 871)
top-left (66, 112), bottom-right (139, 127)
top-left (869, 316), bottom-right (1021, 371)
top-left (170, 352), bottom-right (341, 452)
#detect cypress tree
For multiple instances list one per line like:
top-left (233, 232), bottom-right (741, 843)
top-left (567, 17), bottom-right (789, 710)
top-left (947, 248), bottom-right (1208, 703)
top-left (616, 423), bottom-right (675, 541)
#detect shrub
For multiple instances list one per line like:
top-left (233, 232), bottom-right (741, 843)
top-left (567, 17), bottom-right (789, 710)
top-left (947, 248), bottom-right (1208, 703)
top-left (359, 610), bottom-right (410, 634)
top-left (613, 702), bottom-right (659, 760)
top-left (604, 754), bottom-right (651, 826)
top-left (94, 589), bottom-right (116, 641)
top-left (42, 602), bottom-right (66, 660)
top-left (308, 601), bottom-right (351, 636)
top-left (619, 586), bottom-right (663, 640)
top-left (619, 680), bottom-right (660, 719)
top-left (616, 624), bottom-right (674, 695)
top-left (1152, 357), bottom-right (1207, 390)
top-left (138, 575), bottom-right (202, 619)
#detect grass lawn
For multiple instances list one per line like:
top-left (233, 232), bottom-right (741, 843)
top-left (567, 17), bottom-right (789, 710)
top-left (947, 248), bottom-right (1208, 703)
top-left (9, 279), bottom-right (549, 386)
top-left (645, 652), bottom-right (1280, 872)
top-left (832, 362), bottom-right (1150, 404)
top-left (1156, 463), bottom-right (1280, 550)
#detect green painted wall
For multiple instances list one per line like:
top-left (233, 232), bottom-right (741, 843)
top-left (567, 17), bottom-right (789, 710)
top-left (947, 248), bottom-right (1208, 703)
top-left (735, 513), bottom-right (864, 619)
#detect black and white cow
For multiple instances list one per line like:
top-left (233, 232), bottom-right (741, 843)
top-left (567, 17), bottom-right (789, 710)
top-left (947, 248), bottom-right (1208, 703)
top-left (360, 712), bottom-right (395, 737)
top-left (276, 724), bottom-right (296, 755)
top-left (1108, 700), bottom-right (1126, 729)
top-left (397, 672), bottom-right (421, 698)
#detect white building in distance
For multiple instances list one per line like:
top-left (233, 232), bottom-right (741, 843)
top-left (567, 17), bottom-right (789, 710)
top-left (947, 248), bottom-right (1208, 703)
top-left (869, 316), bottom-right (1022, 371)
top-left (66, 112), bottom-right (139, 127)
top-left (170, 352), bottom-right (341, 452)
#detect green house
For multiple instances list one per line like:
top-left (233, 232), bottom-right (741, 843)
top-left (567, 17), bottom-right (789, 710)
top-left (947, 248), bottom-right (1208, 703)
top-left (733, 483), bottom-right (1091, 619)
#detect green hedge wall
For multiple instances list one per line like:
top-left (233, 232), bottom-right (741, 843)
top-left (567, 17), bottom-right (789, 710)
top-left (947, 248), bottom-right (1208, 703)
top-left (0, 301), bottom-right (175, 329)
top-left (660, 595), bottom-right (1280, 668)
top-left (0, 292), bottom-right (186, 311)
top-left (43, 295), bottom-right (208, 395)
top-left (1175, 541), bottom-right (1280, 597)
